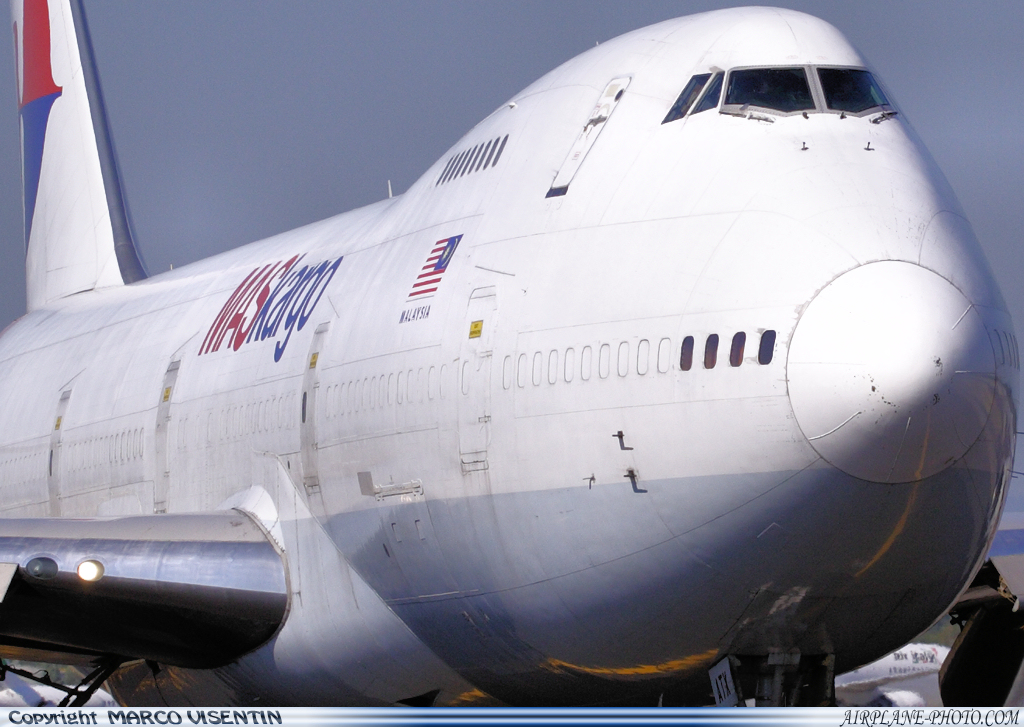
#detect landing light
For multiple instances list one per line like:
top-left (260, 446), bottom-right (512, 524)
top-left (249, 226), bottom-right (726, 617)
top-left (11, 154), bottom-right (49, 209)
top-left (25, 557), bottom-right (58, 579)
top-left (77, 560), bottom-right (104, 582)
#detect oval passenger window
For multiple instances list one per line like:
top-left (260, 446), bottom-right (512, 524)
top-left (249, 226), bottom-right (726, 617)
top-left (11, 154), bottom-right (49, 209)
top-left (680, 336), bottom-right (694, 371)
top-left (758, 330), bottom-right (777, 365)
top-left (704, 334), bottom-right (719, 369)
top-left (730, 332), bottom-right (746, 367)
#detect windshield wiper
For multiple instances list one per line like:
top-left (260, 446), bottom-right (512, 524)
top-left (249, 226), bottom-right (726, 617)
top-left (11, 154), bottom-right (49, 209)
top-left (721, 104), bottom-right (775, 123)
top-left (870, 110), bottom-right (898, 124)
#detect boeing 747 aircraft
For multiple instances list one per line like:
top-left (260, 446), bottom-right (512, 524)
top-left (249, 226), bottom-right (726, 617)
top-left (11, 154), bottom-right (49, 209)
top-left (0, 0), bottom-right (1018, 708)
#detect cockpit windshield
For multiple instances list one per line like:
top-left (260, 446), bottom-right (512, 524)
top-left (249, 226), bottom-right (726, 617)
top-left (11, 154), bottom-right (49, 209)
top-left (663, 74), bottom-right (711, 124)
top-left (724, 68), bottom-right (814, 113)
top-left (817, 68), bottom-right (890, 113)
top-left (692, 73), bottom-right (723, 114)
top-left (662, 65), bottom-right (894, 123)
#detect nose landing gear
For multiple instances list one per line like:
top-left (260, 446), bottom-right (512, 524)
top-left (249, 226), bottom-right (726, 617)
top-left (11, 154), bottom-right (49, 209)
top-left (710, 653), bottom-right (836, 707)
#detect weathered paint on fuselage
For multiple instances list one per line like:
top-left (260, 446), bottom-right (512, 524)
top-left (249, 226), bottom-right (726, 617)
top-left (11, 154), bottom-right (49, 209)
top-left (0, 8), bottom-right (1015, 706)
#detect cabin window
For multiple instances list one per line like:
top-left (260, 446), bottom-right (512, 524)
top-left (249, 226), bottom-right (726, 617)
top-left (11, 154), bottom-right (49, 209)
top-left (663, 74), bottom-right (711, 123)
top-left (599, 344), bottom-right (611, 378)
top-left (657, 338), bottom-right (671, 373)
top-left (691, 73), bottom-right (723, 114)
top-left (730, 332), bottom-right (746, 367)
top-left (502, 356), bottom-right (512, 389)
top-left (680, 336), bottom-right (694, 371)
top-left (725, 67), bottom-right (814, 113)
top-left (617, 342), bottom-right (630, 377)
top-left (817, 68), bottom-right (890, 113)
top-left (758, 330), bottom-right (776, 365)
top-left (637, 339), bottom-right (650, 375)
top-left (704, 334), bottom-right (719, 369)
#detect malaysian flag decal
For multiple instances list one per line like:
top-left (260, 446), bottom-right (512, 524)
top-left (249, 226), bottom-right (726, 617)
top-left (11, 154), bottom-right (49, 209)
top-left (408, 234), bottom-right (462, 299)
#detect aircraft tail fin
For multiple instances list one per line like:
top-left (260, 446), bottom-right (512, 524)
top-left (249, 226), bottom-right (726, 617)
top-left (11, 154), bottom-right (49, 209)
top-left (12, 0), bottom-right (145, 311)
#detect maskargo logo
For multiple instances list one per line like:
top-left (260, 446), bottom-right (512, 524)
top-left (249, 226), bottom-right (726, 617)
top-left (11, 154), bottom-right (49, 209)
top-left (200, 254), bottom-right (343, 362)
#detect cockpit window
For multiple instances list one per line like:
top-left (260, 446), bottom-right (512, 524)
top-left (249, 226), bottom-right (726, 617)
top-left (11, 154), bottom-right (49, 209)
top-left (692, 72), bottom-right (723, 114)
top-left (725, 68), bottom-right (814, 113)
top-left (817, 68), bottom-right (890, 113)
top-left (663, 74), bottom-right (711, 124)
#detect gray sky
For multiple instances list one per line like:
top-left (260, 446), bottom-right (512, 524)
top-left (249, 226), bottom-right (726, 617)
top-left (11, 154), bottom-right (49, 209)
top-left (0, 1), bottom-right (1021, 338)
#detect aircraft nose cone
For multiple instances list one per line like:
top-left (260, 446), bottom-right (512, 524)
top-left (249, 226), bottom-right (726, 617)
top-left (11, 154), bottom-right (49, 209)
top-left (788, 261), bottom-right (996, 483)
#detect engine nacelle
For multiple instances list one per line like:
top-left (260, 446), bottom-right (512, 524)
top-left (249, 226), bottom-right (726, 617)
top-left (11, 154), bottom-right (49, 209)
top-left (941, 562), bottom-right (1024, 706)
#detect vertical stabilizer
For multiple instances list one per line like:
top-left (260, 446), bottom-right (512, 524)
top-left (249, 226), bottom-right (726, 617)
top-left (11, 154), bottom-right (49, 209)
top-left (12, 0), bottom-right (145, 311)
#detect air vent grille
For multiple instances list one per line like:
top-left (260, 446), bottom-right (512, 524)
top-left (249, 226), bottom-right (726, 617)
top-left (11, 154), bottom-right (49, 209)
top-left (436, 135), bottom-right (509, 186)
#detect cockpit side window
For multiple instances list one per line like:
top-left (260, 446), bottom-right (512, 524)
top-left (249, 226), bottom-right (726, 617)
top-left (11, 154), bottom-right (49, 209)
top-left (691, 72), bottom-right (723, 114)
top-left (817, 68), bottom-right (890, 114)
top-left (724, 67), bottom-right (814, 113)
top-left (663, 74), bottom-right (711, 124)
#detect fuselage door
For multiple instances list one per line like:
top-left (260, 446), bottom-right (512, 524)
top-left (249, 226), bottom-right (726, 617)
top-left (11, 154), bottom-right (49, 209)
top-left (547, 76), bottom-right (631, 197)
top-left (153, 360), bottom-right (181, 513)
top-left (458, 287), bottom-right (497, 473)
top-left (301, 322), bottom-right (330, 518)
top-left (47, 389), bottom-right (72, 516)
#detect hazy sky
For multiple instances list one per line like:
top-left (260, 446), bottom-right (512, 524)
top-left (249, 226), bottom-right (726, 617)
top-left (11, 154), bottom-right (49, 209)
top-left (0, 1), bottom-right (1021, 339)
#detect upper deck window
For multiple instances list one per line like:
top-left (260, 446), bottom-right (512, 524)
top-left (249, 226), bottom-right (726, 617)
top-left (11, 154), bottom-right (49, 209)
top-left (663, 74), bottom-right (711, 124)
top-left (724, 68), bottom-right (814, 114)
top-left (817, 68), bottom-right (890, 114)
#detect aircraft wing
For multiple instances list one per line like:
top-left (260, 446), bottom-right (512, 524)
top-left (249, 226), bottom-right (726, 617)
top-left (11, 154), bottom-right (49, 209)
top-left (0, 512), bottom-right (287, 669)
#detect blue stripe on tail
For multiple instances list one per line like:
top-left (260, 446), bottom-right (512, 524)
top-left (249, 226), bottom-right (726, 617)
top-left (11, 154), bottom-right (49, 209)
top-left (19, 90), bottom-right (60, 247)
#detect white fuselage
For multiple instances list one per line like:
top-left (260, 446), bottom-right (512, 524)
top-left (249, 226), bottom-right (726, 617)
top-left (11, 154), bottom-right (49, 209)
top-left (0, 8), bottom-right (1015, 706)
